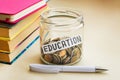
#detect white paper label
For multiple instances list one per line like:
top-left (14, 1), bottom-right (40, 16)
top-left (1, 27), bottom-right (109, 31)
top-left (42, 35), bottom-right (82, 54)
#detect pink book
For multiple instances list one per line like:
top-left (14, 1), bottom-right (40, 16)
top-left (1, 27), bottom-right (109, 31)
top-left (0, 0), bottom-right (46, 24)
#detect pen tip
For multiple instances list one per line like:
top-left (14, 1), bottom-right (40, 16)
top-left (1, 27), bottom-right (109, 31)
top-left (96, 68), bottom-right (108, 72)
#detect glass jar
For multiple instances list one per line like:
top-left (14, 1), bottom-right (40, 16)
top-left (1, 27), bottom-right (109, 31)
top-left (40, 8), bottom-right (84, 65)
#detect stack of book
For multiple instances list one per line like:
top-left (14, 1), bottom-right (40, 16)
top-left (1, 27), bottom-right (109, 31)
top-left (0, 0), bottom-right (47, 64)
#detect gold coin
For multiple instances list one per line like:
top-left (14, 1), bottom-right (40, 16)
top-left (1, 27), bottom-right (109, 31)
top-left (43, 54), bottom-right (53, 63)
top-left (58, 50), bottom-right (66, 57)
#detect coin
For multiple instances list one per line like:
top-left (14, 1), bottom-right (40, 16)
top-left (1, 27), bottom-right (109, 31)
top-left (52, 53), bottom-right (62, 64)
top-left (58, 50), bottom-right (66, 57)
top-left (51, 38), bottom-right (60, 42)
top-left (66, 48), bottom-right (72, 56)
top-left (63, 56), bottom-right (71, 64)
top-left (71, 47), bottom-right (81, 62)
top-left (43, 54), bottom-right (53, 63)
top-left (43, 38), bottom-right (51, 44)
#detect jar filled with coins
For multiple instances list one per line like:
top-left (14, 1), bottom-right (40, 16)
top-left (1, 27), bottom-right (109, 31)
top-left (40, 8), bottom-right (84, 65)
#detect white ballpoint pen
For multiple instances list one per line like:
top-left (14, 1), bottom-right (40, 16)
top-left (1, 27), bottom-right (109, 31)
top-left (29, 64), bottom-right (108, 73)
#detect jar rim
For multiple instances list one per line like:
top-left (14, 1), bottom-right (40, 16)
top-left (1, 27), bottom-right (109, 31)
top-left (41, 8), bottom-right (83, 26)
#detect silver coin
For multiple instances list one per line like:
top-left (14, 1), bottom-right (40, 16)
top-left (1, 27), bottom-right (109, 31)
top-left (71, 47), bottom-right (81, 62)
top-left (62, 56), bottom-right (71, 64)
top-left (52, 53), bottom-right (62, 64)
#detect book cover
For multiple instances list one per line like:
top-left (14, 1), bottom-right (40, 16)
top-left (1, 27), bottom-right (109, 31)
top-left (0, 6), bottom-right (47, 40)
top-left (0, 0), bottom-right (46, 23)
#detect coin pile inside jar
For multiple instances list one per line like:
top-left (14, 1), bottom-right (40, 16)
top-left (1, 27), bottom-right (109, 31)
top-left (41, 38), bottom-right (82, 65)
